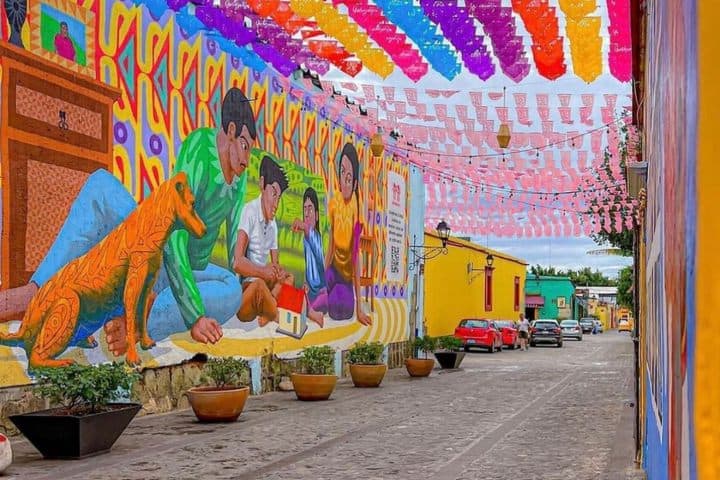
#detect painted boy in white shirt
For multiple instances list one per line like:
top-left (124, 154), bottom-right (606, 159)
top-left (233, 155), bottom-right (293, 327)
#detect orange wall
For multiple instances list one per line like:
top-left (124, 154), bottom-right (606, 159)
top-left (695, 0), bottom-right (720, 475)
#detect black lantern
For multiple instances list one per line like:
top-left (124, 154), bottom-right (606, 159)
top-left (408, 221), bottom-right (452, 270)
top-left (486, 253), bottom-right (494, 267)
top-left (436, 220), bottom-right (451, 248)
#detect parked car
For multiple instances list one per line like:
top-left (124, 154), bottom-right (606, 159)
top-left (495, 320), bottom-right (520, 349)
top-left (530, 319), bottom-right (563, 348)
top-left (454, 319), bottom-right (503, 353)
top-left (559, 320), bottom-right (583, 341)
top-left (618, 319), bottom-right (632, 332)
top-left (593, 320), bottom-right (604, 333)
top-left (579, 317), bottom-right (595, 333)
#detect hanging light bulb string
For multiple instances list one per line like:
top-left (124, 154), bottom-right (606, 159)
top-left (430, 170), bottom-right (628, 213)
top-left (312, 101), bottom-right (629, 190)
top-left (293, 88), bottom-right (632, 209)
top-left (310, 93), bottom-right (629, 159)
top-left (420, 161), bottom-right (627, 196)
top-left (310, 102), bottom-right (630, 205)
top-left (428, 169), bottom-right (633, 216)
top-left (290, 82), bottom-right (635, 232)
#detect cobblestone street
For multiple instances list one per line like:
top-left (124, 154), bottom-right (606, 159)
top-left (6, 333), bottom-right (645, 480)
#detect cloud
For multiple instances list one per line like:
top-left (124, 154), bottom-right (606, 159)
top-left (477, 235), bottom-right (632, 278)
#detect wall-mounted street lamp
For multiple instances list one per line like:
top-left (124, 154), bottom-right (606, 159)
top-left (409, 220), bottom-right (452, 343)
top-left (467, 253), bottom-right (495, 275)
top-left (409, 220), bottom-right (452, 270)
top-left (370, 127), bottom-right (384, 157)
top-left (626, 161), bottom-right (647, 198)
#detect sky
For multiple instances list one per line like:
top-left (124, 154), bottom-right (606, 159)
top-left (322, 0), bottom-right (632, 279)
top-left (475, 235), bottom-right (632, 278)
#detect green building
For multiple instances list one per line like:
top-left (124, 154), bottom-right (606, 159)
top-left (524, 275), bottom-right (576, 321)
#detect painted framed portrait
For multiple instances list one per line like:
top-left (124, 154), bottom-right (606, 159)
top-left (557, 297), bottom-right (566, 308)
top-left (29, 0), bottom-right (95, 77)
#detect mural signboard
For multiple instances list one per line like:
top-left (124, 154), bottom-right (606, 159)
top-left (385, 170), bottom-right (406, 284)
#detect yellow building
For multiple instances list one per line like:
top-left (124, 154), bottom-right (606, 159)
top-left (423, 232), bottom-right (528, 337)
top-left (594, 304), bottom-right (611, 331)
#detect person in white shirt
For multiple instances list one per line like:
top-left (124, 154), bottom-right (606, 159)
top-left (233, 155), bottom-right (292, 327)
top-left (518, 313), bottom-right (531, 351)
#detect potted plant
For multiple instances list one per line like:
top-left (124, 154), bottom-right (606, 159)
top-left (405, 336), bottom-right (437, 377)
top-left (0, 432), bottom-right (12, 473)
top-left (347, 341), bottom-right (386, 388)
top-left (434, 336), bottom-right (466, 369)
top-left (291, 345), bottom-right (337, 401)
top-left (10, 363), bottom-right (140, 459)
top-left (186, 357), bottom-right (251, 423)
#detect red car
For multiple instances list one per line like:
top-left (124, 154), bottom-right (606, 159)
top-left (454, 319), bottom-right (503, 353)
top-left (495, 320), bottom-right (520, 349)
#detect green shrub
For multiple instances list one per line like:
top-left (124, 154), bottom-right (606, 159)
top-left (34, 363), bottom-right (140, 415)
top-left (201, 357), bottom-right (250, 389)
top-left (347, 341), bottom-right (385, 365)
top-left (437, 336), bottom-right (463, 351)
top-left (412, 336), bottom-right (437, 359)
top-left (300, 345), bottom-right (336, 375)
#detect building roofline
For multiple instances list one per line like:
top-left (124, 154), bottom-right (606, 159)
top-left (424, 230), bottom-right (529, 266)
top-left (525, 275), bottom-right (574, 282)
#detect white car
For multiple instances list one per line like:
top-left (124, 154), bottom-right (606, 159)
top-left (560, 320), bottom-right (583, 340)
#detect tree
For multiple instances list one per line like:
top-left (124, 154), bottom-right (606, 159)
top-left (616, 265), bottom-right (634, 308)
top-left (527, 265), bottom-right (617, 286)
top-left (565, 267), bottom-right (617, 287)
top-left (529, 264), bottom-right (559, 276)
top-left (585, 122), bottom-right (638, 257)
top-left (590, 229), bottom-right (634, 257)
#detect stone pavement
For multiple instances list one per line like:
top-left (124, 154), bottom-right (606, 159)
top-left (5, 332), bottom-right (646, 480)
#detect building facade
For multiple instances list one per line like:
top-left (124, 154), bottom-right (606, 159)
top-left (575, 286), bottom-right (618, 306)
top-left (524, 276), bottom-right (575, 321)
top-left (423, 234), bottom-right (527, 338)
top-left (634, 0), bottom-right (719, 478)
top-left (574, 286), bottom-right (619, 329)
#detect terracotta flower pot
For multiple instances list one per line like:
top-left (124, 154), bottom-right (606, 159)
top-left (349, 364), bottom-right (387, 388)
top-left (291, 373), bottom-right (337, 401)
top-left (405, 358), bottom-right (435, 377)
top-left (0, 433), bottom-right (11, 473)
top-left (186, 386), bottom-right (250, 423)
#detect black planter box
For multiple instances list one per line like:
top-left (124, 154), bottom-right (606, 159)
top-left (434, 351), bottom-right (466, 369)
top-left (10, 403), bottom-right (141, 459)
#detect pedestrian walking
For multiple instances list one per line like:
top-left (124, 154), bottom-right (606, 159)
top-left (518, 313), bottom-right (531, 351)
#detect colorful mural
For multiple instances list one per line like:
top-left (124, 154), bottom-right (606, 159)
top-left (0, 0), bottom-right (411, 386)
top-left (641, 0), bottom-right (697, 478)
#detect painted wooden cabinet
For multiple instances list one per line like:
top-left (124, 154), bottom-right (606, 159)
top-left (0, 41), bottom-right (119, 288)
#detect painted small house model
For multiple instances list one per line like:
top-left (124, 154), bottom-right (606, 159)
top-left (275, 284), bottom-right (308, 339)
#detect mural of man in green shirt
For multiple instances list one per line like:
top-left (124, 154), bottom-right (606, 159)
top-left (0, 88), bottom-right (256, 354)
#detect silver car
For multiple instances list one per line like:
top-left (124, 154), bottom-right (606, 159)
top-left (560, 320), bottom-right (583, 341)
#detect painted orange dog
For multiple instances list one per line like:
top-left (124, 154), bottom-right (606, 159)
top-left (0, 173), bottom-right (206, 368)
